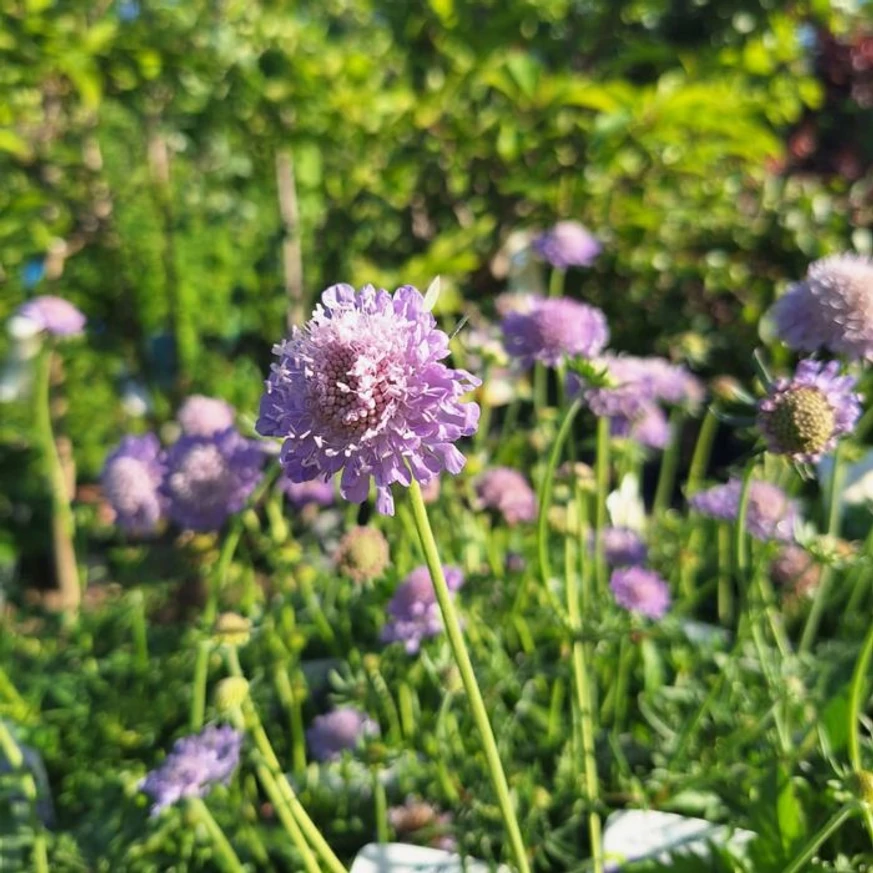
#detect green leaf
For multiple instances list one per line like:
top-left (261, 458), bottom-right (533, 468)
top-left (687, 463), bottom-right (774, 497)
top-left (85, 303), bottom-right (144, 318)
top-left (0, 131), bottom-right (32, 160)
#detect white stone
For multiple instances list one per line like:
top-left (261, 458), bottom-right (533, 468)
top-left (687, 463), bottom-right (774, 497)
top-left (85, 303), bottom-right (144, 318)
top-left (350, 843), bottom-right (508, 873)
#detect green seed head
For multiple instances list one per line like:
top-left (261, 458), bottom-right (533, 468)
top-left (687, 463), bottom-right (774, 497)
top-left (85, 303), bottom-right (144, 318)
top-left (335, 526), bottom-right (390, 583)
top-left (214, 676), bottom-right (249, 713)
top-left (764, 387), bottom-right (835, 457)
top-left (212, 612), bottom-right (252, 648)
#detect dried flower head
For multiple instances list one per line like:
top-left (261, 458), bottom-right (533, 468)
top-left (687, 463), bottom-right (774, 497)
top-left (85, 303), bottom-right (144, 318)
top-left (474, 467), bottom-right (537, 525)
top-left (757, 359), bottom-right (861, 462)
top-left (101, 433), bottom-right (167, 534)
top-left (139, 725), bottom-right (242, 815)
top-left (502, 297), bottom-right (609, 368)
top-left (162, 429), bottom-right (264, 531)
top-left (610, 567), bottom-right (671, 619)
top-left (15, 295), bottom-right (86, 337)
top-left (177, 395), bottom-right (236, 437)
top-left (334, 526), bottom-right (390, 583)
top-left (533, 221), bottom-right (601, 269)
top-left (306, 707), bottom-right (379, 762)
top-left (772, 254), bottom-right (873, 359)
top-left (257, 284), bottom-right (480, 516)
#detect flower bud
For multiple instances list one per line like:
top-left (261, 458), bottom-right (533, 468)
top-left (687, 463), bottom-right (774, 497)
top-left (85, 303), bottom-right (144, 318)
top-left (213, 612), bottom-right (251, 648)
top-left (214, 676), bottom-right (249, 713)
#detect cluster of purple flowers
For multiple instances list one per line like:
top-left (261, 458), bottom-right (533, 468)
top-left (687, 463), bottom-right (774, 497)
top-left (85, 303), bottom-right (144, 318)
top-left (15, 295), bottom-right (86, 338)
top-left (306, 707), bottom-right (379, 762)
top-left (139, 725), bottom-right (242, 815)
top-left (101, 398), bottom-right (264, 534)
top-left (609, 567), bottom-right (671, 620)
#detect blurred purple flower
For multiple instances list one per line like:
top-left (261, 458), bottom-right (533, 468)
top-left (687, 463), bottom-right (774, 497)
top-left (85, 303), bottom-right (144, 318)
top-left (610, 567), bottom-right (670, 619)
top-left (595, 527), bottom-right (648, 567)
top-left (306, 707), bottom-right (379, 762)
top-left (533, 221), bottom-right (601, 269)
top-left (257, 284), bottom-right (480, 516)
top-left (101, 433), bottom-right (167, 534)
top-left (15, 295), bottom-right (85, 337)
top-left (475, 467), bottom-right (537, 525)
top-left (281, 479), bottom-right (335, 509)
top-left (162, 429), bottom-right (264, 531)
top-left (139, 724), bottom-right (242, 815)
top-left (177, 395), bottom-right (235, 437)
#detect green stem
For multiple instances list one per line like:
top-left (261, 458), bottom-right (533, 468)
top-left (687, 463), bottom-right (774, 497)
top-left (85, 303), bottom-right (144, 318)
top-left (34, 347), bottom-right (80, 612)
top-left (779, 806), bottom-right (856, 873)
top-left (733, 461), bottom-right (756, 585)
top-left (373, 768), bottom-right (389, 843)
top-left (273, 666), bottom-right (308, 776)
top-left (187, 797), bottom-right (246, 873)
top-left (227, 651), bottom-right (347, 873)
top-left (685, 405), bottom-right (719, 496)
top-left (548, 266), bottom-right (566, 299)
top-left (801, 443), bottom-right (845, 652)
top-left (190, 640), bottom-right (212, 731)
top-left (408, 480), bottom-right (531, 873)
top-left (848, 622), bottom-right (873, 844)
top-left (129, 590), bottom-right (149, 672)
top-left (594, 416), bottom-right (611, 596)
top-left (652, 409), bottom-right (684, 515)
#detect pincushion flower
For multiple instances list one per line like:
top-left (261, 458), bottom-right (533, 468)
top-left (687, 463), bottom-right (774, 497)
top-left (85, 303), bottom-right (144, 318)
top-left (257, 284), bottom-right (480, 516)
top-left (533, 221), bottom-right (601, 269)
top-left (177, 395), bottom-right (235, 437)
top-left (757, 359), bottom-right (861, 463)
top-left (334, 525), bottom-right (390, 583)
top-left (162, 428), bottom-right (264, 531)
top-left (306, 707), bottom-right (379, 762)
top-left (610, 567), bottom-right (670, 619)
top-left (772, 254), bottom-right (873, 360)
top-left (594, 527), bottom-right (648, 567)
top-left (689, 478), bottom-right (799, 542)
top-left (15, 295), bottom-right (86, 337)
top-left (139, 725), bottom-right (242, 815)
top-left (502, 296), bottom-right (609, 367)
top-left (101, 433), bottom-right (167, 534)
top-left (610, 402), bottom-right (671, 450)
top-left (474, 467), bottom-right (537, 525)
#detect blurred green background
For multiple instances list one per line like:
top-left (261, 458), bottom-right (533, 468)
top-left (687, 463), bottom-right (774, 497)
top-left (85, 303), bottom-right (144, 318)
top-left (1, 0), bottom-right (872, 477)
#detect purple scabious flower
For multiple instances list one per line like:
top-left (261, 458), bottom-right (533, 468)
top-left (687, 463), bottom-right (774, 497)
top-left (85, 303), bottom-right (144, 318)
top-left (162, 428), bottom-right (264, 531)
top-left (610, 567), bottom-right (671, 619)
top-left (594, 527), bottom-right (648, 567)
top-left (474, 467), bottom-right (537, 525)
top-left (177, 395), bottom-right (235, 437)
top-left (101, 433), bottom-right (167, 534)
top-left (139, 725), bottom-right (242, 815)
top-left (501, 297), bottom-right (609, 368)
top-left (306, 707), bottom-right (379, 762)
top-left (15, 295), bottom-right (86, 337)
top-left (381, 565), bottom-right (464, 654)
top-left (281, 479), bottom-right (335, 509)
top-left (772, 254), bottom-right (873, 360)
top-left (257, 284), bottom-right (480, 516)
top-left (610, 402), bottom-right (671, 450)
top-left (533, 221), bottom-right (601, 269)
top-left (689, 478), bottom-right (799, 542)
top-left (757, 359), bottom-right (861, 463)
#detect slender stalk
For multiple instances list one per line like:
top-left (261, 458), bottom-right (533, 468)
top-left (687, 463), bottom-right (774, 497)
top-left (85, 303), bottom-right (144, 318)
top-left (779, 806), bottom-right (855, 873)
top-left (273, 667), bottom-right (308, 776)
top-left (594, 416), bottom-right (611, 596)
top-left (34, 347), bottom-right (80, 612)
top-left (801, 443), bottom-right (845, 652)
top-left (733, 461), bottom-right (756, 585)
top-left (373, 768), bottom-right (389, 843)
top-left (848, 622), bottom-right (873, 844)
top-left (685, 405), bottom-right (719, 496)
top-left (548, 266), bottom-right (566, 299)
top-left (652, 409), bottom-right (684, 515)
top-left (187, 797), bottom-right (246, 873)
top-left (227, 650), bottom-right (347, 873)
top-left (190, 640), bottom-right (212, 731)
top-left (408, 480), bottom-right (531, 873)
top-left (129, 590), bottom-right (149, 672)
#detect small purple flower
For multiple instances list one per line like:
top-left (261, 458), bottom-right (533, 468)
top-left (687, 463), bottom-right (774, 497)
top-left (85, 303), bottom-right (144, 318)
top-left (381, 565), bottom-right (464, 654)
top-left (177, 395), bottom-right (235, 437)
top-left (533, 221), bottom-right (601, 269)
top-left (162, 429), bottom-right (264, 531)
top-left (502, 297), bottom-right (609, 368)
top-left (757, 359), bottom-right (861, 462)
top-left (689, 478), bottom-right (799, 542)
top-left (281, 479), bottom-right (335, 509)
top-left (139, 725), bottom-right (242, 815)
top-left (595, 527), bottom-right (648, 567)
top-left (306, 707), bottom-right (379, 762)
top-left (475, 467), bottom-right (537, 525)
top-left (610, 567), bottom-right (671, 619)
top-left (15, 295), bottom-right (86, 337)
top-left (101, 433), bottom-right (167, 534)
top-left (610, 402), bottom-right (671, 450)
top-left (257, 284), bottom-right (480, 516)
top-left (772, 254), bottom-right (873, 360)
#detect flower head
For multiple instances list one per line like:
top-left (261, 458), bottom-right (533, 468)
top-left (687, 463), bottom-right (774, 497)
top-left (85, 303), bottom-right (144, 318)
top-left (162, 428), bottom-right (264, 531)
top-left (306, 707), bottom-right (379, 762)
top-left (381, 564), bottom-right (464, 654)
top-left (610, 567), bottom-right (670, 619)
top-left (610, 402), bottom-right (671, 450)
top-left (15, 295), bottom-right (86, 337)
top-left (139, 725), bottom-right (242, 815)
top-left (474, 467), bottom-right (537, 525)
top-left (334, 526), bottom-right (391, 583)
top-left (757, 359), bottom-right (861, 462)
top-left (101, 434), bottom-right (167, 534)
top-left (502, 297), bottom-right (608, 368)
top-left (772, 254), bottom-right (873, 359)
top-left (257, 284), bottom-right (480, 516)
top-left (689, 478), bottom-right (799, 542)
top-left (596, 527), bottom-right (648, 567)
top-left (533, 221), bottom-right (601, 269)
top-left (177, 395), bottom-right (236, 437)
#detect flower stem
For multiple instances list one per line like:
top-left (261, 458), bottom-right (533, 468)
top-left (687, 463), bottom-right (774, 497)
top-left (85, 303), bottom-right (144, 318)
top-left (779, 806), bottom-right (855, 873)
top-left (34, 347), bottom-right (80, 612)
top-left (652, 409), bottom-right (684, 515)
top-left (408, 480), bottom-right (531, 873)
top-left (190, 640), bottom-right (212, 732)
top-left (594, 416), bottom-right (611, 596)
top-left (373, 768), bottom-right (389, 843)
top-left (187, 797), bottom-right (246, 873)
top-left (685, 405), bottom-right (719, 496)
top-left (548, 266), bottom-right (566, 298)
top-left (733, 461), bottom-right (755, 585)
top-left (848, 622), bottom-right (873, 844)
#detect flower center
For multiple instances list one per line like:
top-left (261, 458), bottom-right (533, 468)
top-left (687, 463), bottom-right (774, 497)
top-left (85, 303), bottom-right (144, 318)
top-left (767, 386), bottom-right (835, 456)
